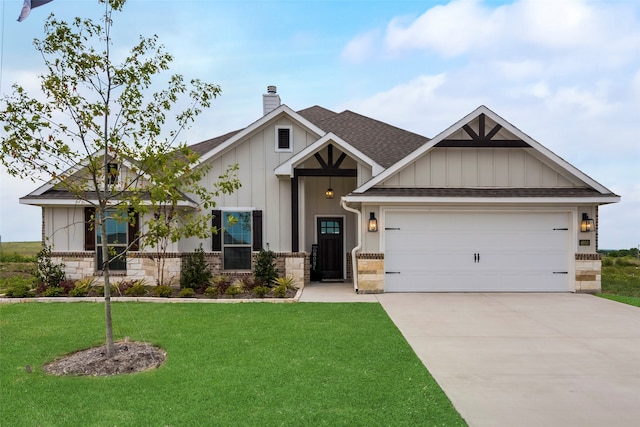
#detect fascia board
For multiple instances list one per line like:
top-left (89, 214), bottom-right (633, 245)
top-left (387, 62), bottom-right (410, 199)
top-left (343, 194), bottom-right (621, 205)
top-left (196, 105), bottom-right (326, 167)
top-left (274, 132), bottom-right (384, 177)
top-left (19, 198), bottom-right (198, 208)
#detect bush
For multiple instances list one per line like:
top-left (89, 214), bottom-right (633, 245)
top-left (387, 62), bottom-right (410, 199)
top-left (253, 285), bottom-right (269, 298)
top-left (35, 245), bottom-right (65, 288)
top-left (272, 276), bottom-right (297, 291)
top-left (124, 281), bottom-right (147, 296)
top-left (204, 286), bottom-right (218, 298)
top-left (180, 246), bottom-right (211, 290)
top-left (272, 285), bottom-right (287, 298)
top-left (225, 285), bottom-right (242, 298)
top-left (211, 276), bottom-right (231, 295)
top-left (254, 247), bottom-right (278, 285)
top-left (179, 287), bottom-right (195, 298)
top-left (69, 277), bottom-right (96, 297)
top-left (5, 282), bottom-right (33, 298)
top-left (43, 286), bottom-right (64, 297)
top-left (153, 285), bottom-right (174, 298)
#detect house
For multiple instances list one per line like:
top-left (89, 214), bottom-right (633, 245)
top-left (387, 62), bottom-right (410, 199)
top-left (20, 86), bottom-right (620, 292)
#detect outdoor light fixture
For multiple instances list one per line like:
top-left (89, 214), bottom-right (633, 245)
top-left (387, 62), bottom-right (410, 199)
top-left (580, 213), bottom-right (594, 232)
top-left (325, 177), bottom-right (334, 199)
top-left (368, 212), bottom-right (378, 232)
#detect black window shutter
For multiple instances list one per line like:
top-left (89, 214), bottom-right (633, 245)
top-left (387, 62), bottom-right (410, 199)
top-left (252, 210), bottom-right (263, 251)
top-left (84, 207), bottom-right (96, 251)
top-left (128, 208), bottom-right (139, 251)
top-left (212, 210), bottom-right (221, 251)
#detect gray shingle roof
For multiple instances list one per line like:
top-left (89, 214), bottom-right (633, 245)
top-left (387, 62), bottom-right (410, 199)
top-left (187, 106), bottom-right (430, 168)
top-left (189, 129), bottom-right (242, 157)
top-left (303, 110), bottom-right (430, 168)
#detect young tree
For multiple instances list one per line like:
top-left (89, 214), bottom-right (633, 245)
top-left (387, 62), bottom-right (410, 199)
top-left (1, 0), bottom-right (238, 356)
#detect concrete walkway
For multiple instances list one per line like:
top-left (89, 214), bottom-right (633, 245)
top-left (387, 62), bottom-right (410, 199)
top-left (300, 287), bottom-right (640, 427)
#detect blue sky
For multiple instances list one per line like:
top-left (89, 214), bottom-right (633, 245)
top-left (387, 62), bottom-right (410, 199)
top-left (1, 0), bottom-right (639, 249)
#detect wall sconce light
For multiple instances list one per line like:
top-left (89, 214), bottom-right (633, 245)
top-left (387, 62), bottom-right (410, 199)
top-left (368, 212), bottom-right (378, 232)
top-left (325, 177), bottom-right (334, 199)
top-left (580, 213), bottom-right (594, 232)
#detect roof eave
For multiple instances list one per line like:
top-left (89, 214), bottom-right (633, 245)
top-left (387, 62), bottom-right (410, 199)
top-left (342, 195), bottom-right (621, 205)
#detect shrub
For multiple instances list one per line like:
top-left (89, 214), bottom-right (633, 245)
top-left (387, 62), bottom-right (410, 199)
top-left (211, 275), bottom-right (231, 295)
top-left (272, 285), bottom-right (286, 298)
top-left (254, 246), bottom-right (278, 285)
top-left (602, 257), bottom-right (613, 267)
top-left (43, 286), bottom-right (64, 297)
top-left (179, 287), bottom-right (195, 298)
top-left (35, 244), bottom-right (65, 288)
top-left (253, 285), bottom-right (269, 298)
top-left (5, 282), bottom-right (33, 298)
top-left (180, 246), bottom-right (212, 290)
top-left (124, 281), bottom-right (147, 296)
top-left (272, 276), bottom-right (297, 291)
top-left (204, 286), bottom-right (218, 298)
top-left (225, 285), bottom-right (242, 298)
top-left (71, 277), bottom-right (96, 297)
top-left (153, 285), bottom-right (174, 298)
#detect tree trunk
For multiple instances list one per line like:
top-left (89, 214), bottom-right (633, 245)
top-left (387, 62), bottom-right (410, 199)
top-left (99, 211), bottom-right (115, 357)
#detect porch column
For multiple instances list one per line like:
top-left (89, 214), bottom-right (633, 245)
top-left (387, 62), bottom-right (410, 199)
top-left (291, 174), bottom-right (299, 252)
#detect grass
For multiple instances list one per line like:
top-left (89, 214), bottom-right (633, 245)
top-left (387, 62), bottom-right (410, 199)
top-left (0, 302), bottom-right (466, 426)
top-left (0, 242), bottom-right (40, 294)
top-left (597, 294), bottom-right (640, 307)
top-left (598, 256), bottom-right (640, 307)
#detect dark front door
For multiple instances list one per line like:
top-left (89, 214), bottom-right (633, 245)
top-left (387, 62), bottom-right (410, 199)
top-left (317, 217), bottom-right (343, 280)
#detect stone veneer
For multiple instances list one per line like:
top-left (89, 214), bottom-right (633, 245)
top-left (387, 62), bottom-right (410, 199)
top-left (54, 251), bottom-right (310, 287)
top-left (575, 253), bottom-right (602, 293)
top-left (356, 253), bottom-right (385, 293)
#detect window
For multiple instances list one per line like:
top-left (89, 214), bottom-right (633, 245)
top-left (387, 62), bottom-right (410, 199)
top-left (96, 209), bottom-right (128, 271)
top-left (107, 163), bottom-right (119, 186)
top-left (275, 126), bottom-right (292, 152)
top-left (223, 211), bottom-right (252, 270)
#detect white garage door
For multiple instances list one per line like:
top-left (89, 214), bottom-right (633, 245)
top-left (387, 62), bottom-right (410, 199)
top-left (384, 211), bottom-right (571, 292)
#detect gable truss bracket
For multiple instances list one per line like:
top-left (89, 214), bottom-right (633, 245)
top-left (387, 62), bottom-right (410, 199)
top-left (437, 114), bottom-right (530, 148)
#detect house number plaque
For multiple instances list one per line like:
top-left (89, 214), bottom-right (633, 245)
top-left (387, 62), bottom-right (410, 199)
top-left (579, 239), bottom-right (591, 246)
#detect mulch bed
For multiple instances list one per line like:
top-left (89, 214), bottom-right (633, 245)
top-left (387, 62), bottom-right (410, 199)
top-left (42, 341), bottom-right (166, 376)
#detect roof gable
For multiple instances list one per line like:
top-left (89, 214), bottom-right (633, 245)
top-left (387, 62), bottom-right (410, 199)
top-left (191, 104), bottom-right (326, 166)
top-left (274, 132), bottom-right (384, 177)
top-left (355, 105), bottom-right (617, 196)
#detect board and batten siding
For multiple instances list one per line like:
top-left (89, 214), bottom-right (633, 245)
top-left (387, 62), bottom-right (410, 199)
top-left (188, 117), bottom-right (321, 252)
top-left (384, 148), bottom-right (581, 188)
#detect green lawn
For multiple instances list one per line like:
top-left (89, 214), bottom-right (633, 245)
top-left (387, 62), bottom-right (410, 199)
top-left (598, 256), bottom-right (640, 307)
top-left (0, 302), bottom-right (466, 426)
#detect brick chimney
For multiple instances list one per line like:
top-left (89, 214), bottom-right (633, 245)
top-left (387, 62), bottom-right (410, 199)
top-left (263, 85), bottom-right (281, 115)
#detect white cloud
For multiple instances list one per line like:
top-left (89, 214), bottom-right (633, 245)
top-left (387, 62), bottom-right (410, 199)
top-left (384, 0), bottom-right (495, 57)
top-left (341, 30), bottom-right (380, 63)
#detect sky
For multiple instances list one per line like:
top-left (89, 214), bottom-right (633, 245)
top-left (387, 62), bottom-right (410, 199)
top-left (0, 0), bottom-right (638, 249)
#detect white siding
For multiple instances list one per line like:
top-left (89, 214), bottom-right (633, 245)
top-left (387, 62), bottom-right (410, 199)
top-left (383, 148), bottom-right (582, 188)
top-left (191, 116), bottom-right (326, 252)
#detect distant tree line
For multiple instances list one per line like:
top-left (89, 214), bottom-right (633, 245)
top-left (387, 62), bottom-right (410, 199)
top-left (599, 248), bottom-right (639, 258)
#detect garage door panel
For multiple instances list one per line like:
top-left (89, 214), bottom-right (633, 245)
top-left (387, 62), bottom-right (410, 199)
top-left (384, 211), bottom-right (570, 292)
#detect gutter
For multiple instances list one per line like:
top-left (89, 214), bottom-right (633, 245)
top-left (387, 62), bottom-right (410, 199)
top-left (340, 197), bottom-right (361, 293)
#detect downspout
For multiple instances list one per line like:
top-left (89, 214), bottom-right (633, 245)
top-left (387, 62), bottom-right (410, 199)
top-left (340, 197), bottom-right (361, 293)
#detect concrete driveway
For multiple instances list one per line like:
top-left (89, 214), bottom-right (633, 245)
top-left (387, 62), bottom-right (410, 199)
top-left (376, 293), bottom-right (640, 427)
